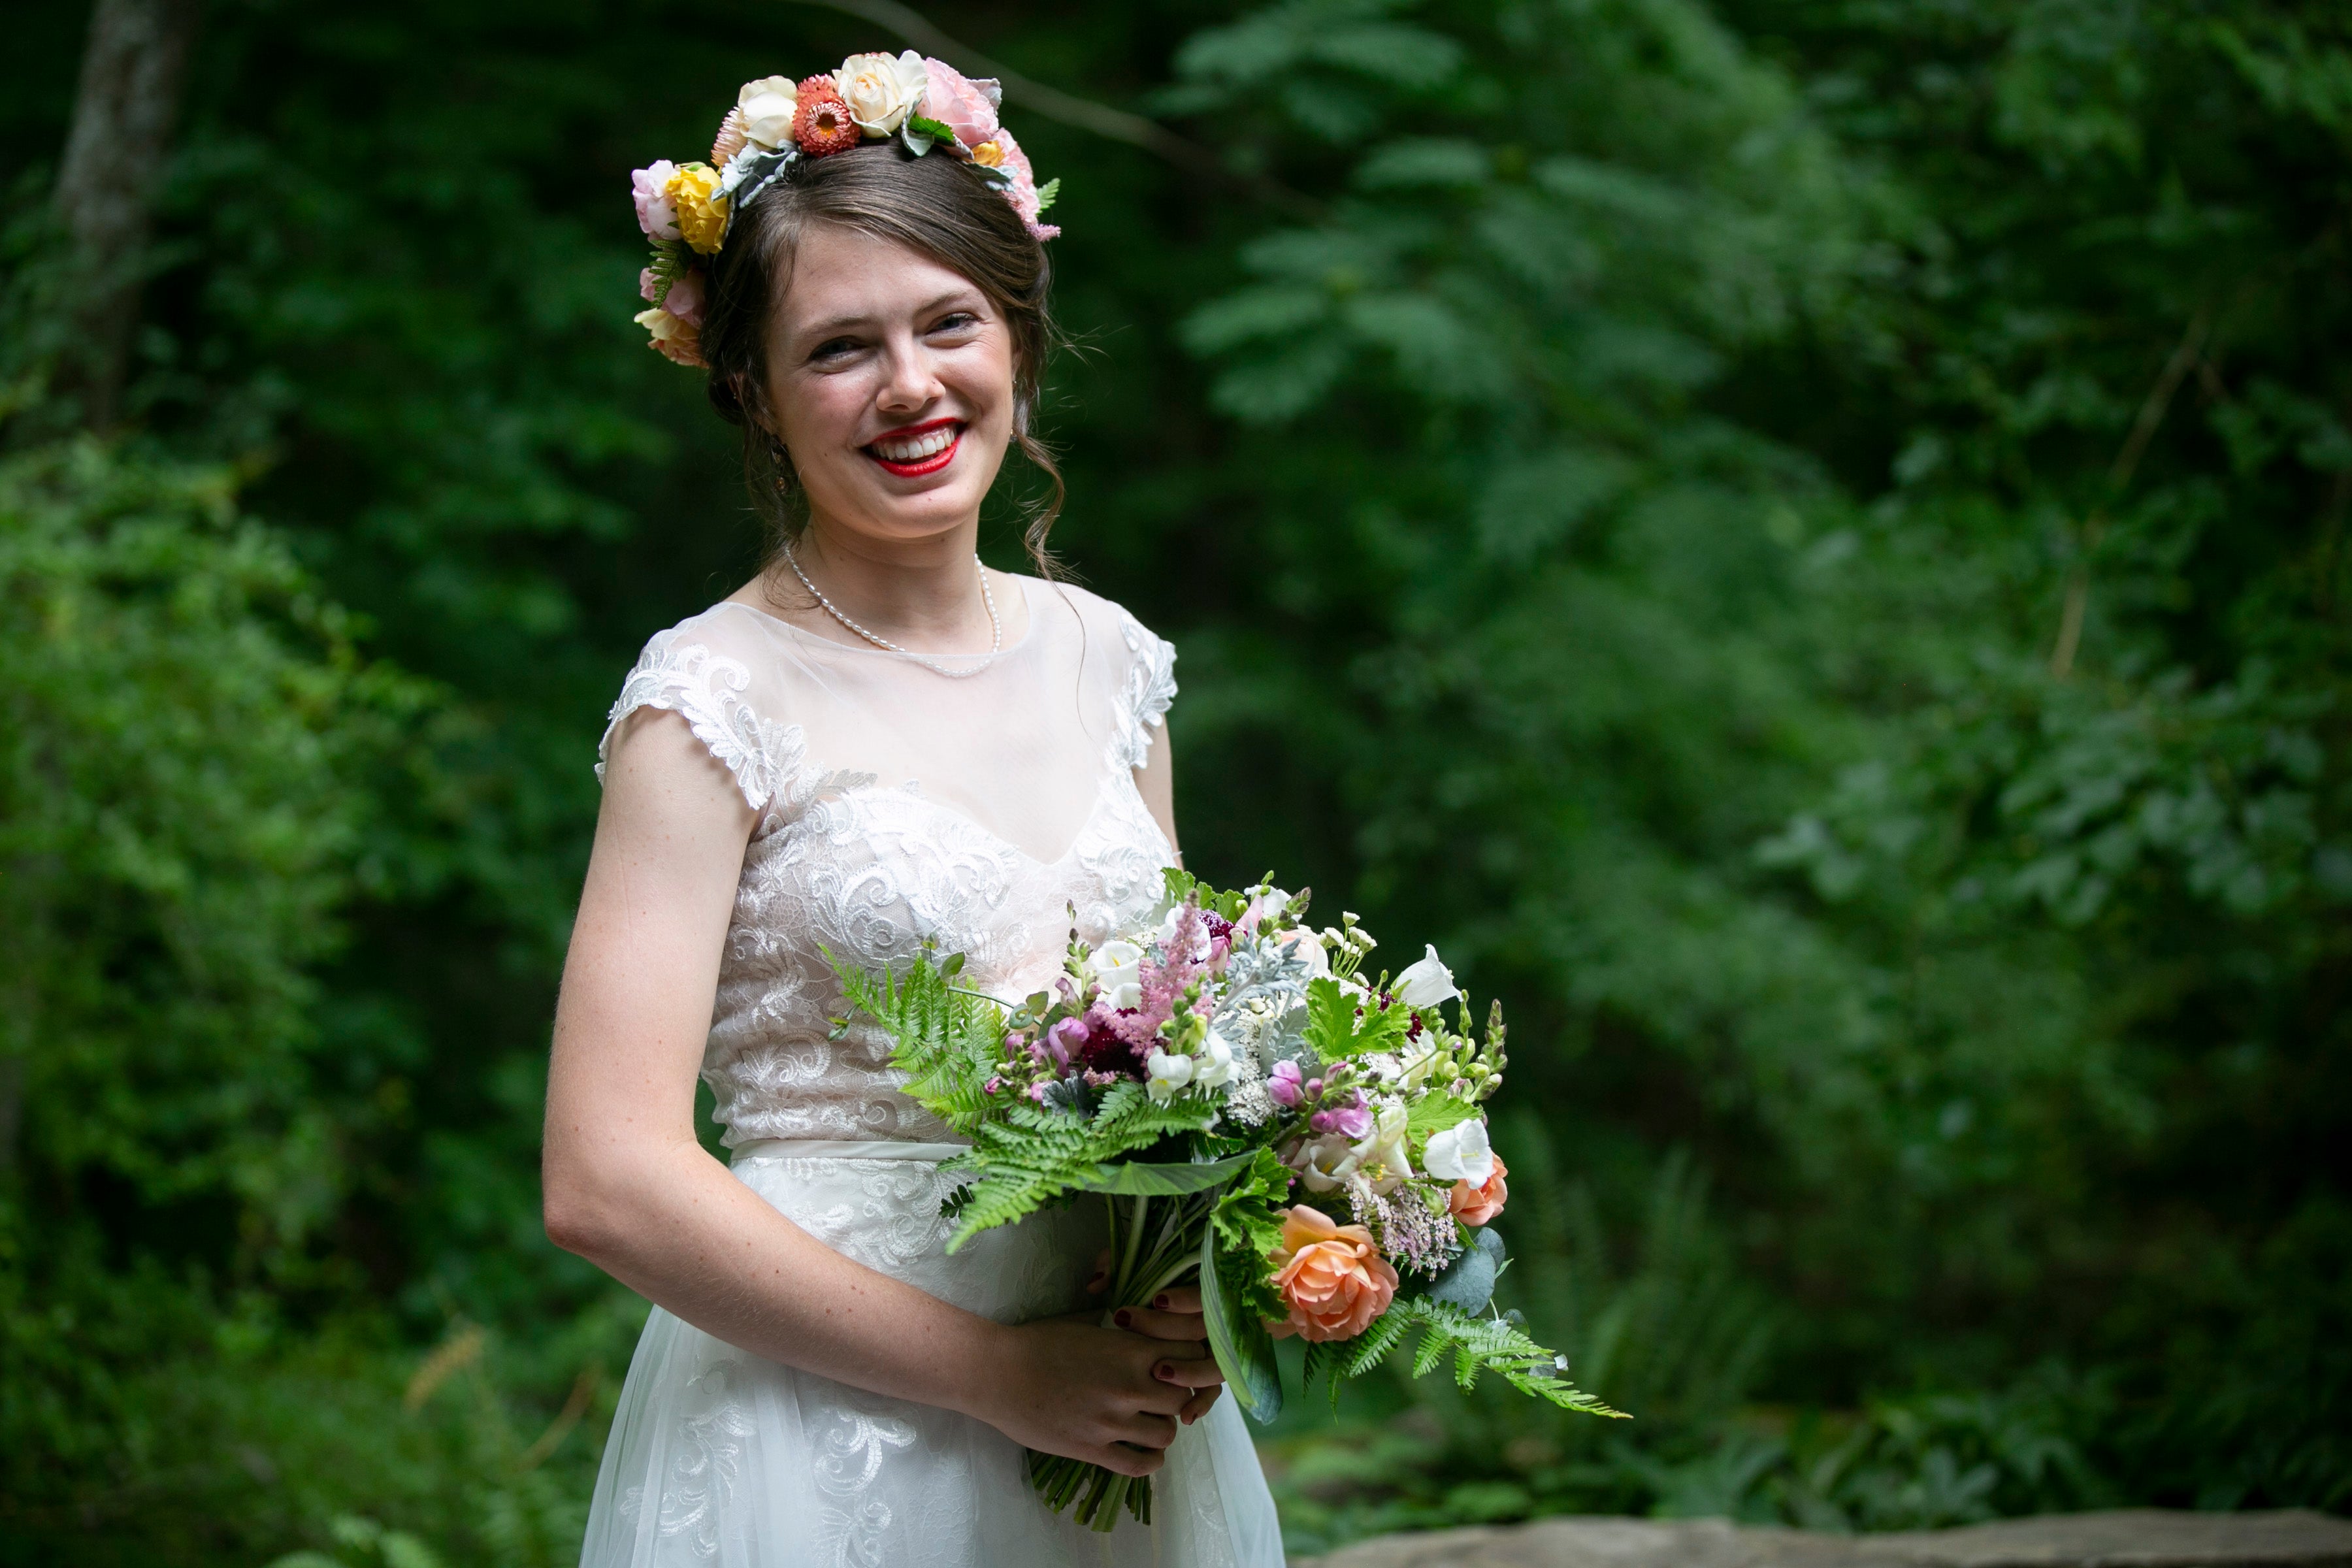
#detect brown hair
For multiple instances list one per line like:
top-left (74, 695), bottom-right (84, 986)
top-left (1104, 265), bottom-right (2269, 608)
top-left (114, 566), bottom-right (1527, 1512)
top-left (700, 144), bottom-right (1064, 576)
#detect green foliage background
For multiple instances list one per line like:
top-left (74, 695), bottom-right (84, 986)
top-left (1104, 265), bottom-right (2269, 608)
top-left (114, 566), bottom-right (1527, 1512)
top-left (1, 0), bottom-right (2345, 1561)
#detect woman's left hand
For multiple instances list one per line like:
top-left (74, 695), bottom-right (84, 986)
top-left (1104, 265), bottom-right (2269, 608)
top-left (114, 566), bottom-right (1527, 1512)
top-left (1113, 1287), bottom-right (1225, 1425)
top-left (1088, 1256), bottom-right (1225, 1425)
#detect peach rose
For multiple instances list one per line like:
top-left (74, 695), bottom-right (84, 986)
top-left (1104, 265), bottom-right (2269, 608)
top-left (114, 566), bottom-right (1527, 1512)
top-left (1449, 1154), bottom-right (1509, 1226)
top-left (1267, 1205), bottom-right (1397, 1343)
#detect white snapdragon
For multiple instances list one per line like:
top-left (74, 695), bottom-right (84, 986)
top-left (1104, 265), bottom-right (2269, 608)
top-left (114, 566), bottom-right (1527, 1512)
top-left (1145, 1049), bottom-right (1196, 1102)
top-left (1422, 1118), bottom-right (1496, 1186)
top-left (1394, 943), bottom-right (1460, 1008)
top-left (1195, 1028), bottom-right (1239, 1090)
top-left (1090, 939), bottom-right (1144, 1011)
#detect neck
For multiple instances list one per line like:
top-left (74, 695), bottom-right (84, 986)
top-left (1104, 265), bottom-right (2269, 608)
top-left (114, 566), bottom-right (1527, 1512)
top-left (773, 516), bottom-right (998, 655)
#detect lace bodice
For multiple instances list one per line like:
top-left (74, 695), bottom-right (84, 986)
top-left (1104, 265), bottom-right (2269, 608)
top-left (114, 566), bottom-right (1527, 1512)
top-left (598, 578), bottom-right (1179, 1148)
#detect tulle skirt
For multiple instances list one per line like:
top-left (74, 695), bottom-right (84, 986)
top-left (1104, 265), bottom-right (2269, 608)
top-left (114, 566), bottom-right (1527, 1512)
top-left (578, 1145), bottom-right (1285, 1568)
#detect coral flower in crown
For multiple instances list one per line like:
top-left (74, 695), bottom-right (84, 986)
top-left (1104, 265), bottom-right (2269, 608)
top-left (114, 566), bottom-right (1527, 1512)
top-left (625, 52), bottom-right (1060, 364)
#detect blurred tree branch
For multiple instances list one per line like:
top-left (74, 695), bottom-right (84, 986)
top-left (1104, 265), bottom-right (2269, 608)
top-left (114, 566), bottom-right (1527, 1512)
top-left (54, 0), bottom-right (201, 432)
top-left (796, 0), bottom-right (1323, 220)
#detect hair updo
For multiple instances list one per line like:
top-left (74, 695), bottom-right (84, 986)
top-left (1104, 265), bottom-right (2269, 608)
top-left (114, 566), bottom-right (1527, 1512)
top-left (698, 143), bottom-right (1064, 575)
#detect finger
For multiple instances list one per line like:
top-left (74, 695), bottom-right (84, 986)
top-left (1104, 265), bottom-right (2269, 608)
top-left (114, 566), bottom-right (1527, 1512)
top-left (1111, 1411), bottom-right (1179, 1450)
top-left (1152, 1354), bottom-right (1226, 1392)
top-left (1112, 1305), bottom-right (1209, 1342)
top-left (1181, 1386), bottom-right (1224, 1424)
top-left (1087, 1248), bottom-right (1112, 1295)
top-left (1149, 1286), bottom-right (1203, 1314)
top-left (1098, 1442), bottom-right (1166, 1478)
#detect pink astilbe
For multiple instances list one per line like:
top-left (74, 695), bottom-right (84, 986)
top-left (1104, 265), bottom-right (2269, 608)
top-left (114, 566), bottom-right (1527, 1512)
top-left (1103, 903), bottom-right (1213, 1048)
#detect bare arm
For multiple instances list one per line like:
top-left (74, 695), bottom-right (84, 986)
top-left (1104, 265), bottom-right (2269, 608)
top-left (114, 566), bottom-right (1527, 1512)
top-left (542, 708), bottom-right (1195, 1473)
top-left (1136, 718), bottom-right (1180, 865)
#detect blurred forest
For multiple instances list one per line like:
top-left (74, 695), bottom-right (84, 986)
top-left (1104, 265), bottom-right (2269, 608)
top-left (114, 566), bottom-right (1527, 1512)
top-left (2, 0), bottom-right (2347, 1563)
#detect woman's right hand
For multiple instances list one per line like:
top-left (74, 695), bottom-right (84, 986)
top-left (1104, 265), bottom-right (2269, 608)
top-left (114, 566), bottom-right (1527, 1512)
top-left (968, 1315), bottom-right (1194, 1476)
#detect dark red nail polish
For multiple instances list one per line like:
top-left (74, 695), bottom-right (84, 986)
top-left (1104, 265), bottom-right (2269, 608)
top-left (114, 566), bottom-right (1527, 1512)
top-left (1152, 1293), bottom-right (1169, 1309)
top-left (1114, 1309), bottom-right (1132, 1328)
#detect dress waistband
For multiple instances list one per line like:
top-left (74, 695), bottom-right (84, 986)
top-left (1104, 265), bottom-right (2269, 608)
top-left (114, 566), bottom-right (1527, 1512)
top-left (728, 1137), bottom-right (972, 1165)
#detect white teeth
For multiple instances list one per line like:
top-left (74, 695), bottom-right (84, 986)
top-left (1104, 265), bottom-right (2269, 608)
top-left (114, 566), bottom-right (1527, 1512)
top-left (872, 427), bottom-right (956, 463)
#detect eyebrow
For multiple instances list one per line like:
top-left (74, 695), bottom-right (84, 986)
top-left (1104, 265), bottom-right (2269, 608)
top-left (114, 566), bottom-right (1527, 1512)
top-left (799, 287), bottom-right (986, 339)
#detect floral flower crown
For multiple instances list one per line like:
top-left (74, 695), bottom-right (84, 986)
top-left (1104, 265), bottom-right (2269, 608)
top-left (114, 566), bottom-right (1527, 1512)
top-left (630, 51), bottom-right (1060, 368)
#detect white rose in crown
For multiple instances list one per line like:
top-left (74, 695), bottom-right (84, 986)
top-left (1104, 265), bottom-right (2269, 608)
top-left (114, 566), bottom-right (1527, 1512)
top-left (1090, 939), bottom-right (1144, 1011)
top-left (833, 50), bottom-right (929, 137)
top-left (736, 76), bottom-right (800, 150)
top-left (1422, 1117), bottom-right (1496, 1186)
top-left (1394, 943), bottom-right (1459, 1008)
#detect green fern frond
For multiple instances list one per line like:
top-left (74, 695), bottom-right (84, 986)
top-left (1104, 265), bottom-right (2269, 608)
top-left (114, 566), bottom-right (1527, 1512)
top-left (830, 947), bottom-right (1003, 1137)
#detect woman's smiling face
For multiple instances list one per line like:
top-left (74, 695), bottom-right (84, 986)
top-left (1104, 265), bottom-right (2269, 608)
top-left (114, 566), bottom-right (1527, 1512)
top-left (764, 221), bottom-right (1015, 549)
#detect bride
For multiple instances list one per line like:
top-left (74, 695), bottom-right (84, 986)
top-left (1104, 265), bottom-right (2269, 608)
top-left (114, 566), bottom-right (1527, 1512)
top-left (542, 54), bottom-right (1284, 1567)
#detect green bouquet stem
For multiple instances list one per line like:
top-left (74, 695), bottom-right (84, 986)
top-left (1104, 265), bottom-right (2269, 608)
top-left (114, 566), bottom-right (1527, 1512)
top-left (1027, 1189), bottom-right (1218, 1531)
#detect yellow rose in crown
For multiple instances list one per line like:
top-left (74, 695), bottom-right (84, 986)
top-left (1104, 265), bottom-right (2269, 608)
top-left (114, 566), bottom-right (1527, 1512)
top-left (664, 164), bottom-right (728, 255)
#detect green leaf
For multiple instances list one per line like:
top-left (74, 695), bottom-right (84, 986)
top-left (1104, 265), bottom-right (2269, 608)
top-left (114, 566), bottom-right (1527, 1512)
top-left (1301, 977), bottom-right (1358, 1059)
top-left (1200, 1226), bottom-right (1282, 1422)
top-left (1405, 1089), bottom-right (1480, 1142)
top-left (1301, 975), bottom-right (1409, 1060)
top-left (1071, 1151), bottom-right (1260, 1196)
top-left (1419, 1226), bottom-right (1505, 1313)
top-left (906, 114), bottom-right (958, 144)
top-left (1034, 176), bottom-right (1061, 213)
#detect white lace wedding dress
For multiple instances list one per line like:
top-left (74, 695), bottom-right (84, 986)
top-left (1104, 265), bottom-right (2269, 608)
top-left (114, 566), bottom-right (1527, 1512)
top-left (576, 577), bottom-right (1285, 1567)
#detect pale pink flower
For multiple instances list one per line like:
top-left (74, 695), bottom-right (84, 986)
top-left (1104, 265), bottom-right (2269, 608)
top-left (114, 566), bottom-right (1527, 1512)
top-left (630, 160), bottom-right (680, 241)
top-left (661, 267), bottom-right (705, 327)
top-left (922, 57), bottom-right (1001, 149)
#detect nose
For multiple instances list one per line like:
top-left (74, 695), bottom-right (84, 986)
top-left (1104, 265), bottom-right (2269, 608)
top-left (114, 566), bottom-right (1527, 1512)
top-left (875, 330), bottom-right (944, 414)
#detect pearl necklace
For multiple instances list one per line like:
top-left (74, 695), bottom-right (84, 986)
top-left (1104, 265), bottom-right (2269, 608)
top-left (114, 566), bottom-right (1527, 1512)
top-left (781, 542), bottom-right (1002, 678)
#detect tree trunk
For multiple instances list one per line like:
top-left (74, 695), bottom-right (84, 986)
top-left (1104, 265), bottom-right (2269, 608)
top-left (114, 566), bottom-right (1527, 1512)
top-left (54, 0), bottom-right (201, 432)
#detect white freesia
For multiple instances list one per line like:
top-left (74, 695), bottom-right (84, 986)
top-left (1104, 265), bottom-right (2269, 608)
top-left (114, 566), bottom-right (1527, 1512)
top-left (736, 76), bottom-right (799, 148)
top-left (1422, 1117), bottom-right (1496, 1186)
top-left (1351, 1102), bottom-right (1413, 1194)
top-left (1090, 939), bottom-right (1143, 1011)
top-left (1145, 1049), bottom-right (1196, 1102)
top-left (832, 50), bottom-right (928, 137)
top-left (1394, 943), bottom-right (1460, 1007)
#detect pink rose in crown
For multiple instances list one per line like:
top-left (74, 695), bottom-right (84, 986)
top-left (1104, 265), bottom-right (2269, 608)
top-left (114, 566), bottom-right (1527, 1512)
top-left (661, 267), bottom-right (706, 328)
top-left (631, 161), bottom-right (680, 241)
top-left (923, 57), bottom-right (1001, 150)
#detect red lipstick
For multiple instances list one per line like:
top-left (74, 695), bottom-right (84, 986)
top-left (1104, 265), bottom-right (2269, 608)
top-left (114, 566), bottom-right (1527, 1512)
top-left (864, 417), bottom-right (963, 478)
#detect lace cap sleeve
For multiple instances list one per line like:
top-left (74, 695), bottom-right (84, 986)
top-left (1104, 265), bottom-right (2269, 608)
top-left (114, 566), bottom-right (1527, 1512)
top-left (596, 625), bottom-right (806, 814)
top-left (1112, 608), bottom-right (1178, 772)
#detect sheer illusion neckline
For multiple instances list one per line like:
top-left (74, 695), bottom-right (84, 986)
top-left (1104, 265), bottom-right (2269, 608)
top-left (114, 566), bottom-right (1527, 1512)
top-left (723, 573), bottom-right (1041, 666)
top-left (805, 755), bottom-right (1171, 873)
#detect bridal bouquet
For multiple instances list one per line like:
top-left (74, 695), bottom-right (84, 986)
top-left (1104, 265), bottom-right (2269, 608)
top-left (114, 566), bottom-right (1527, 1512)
top-left (830, 872), bottom-right (1622, 1531)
